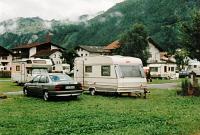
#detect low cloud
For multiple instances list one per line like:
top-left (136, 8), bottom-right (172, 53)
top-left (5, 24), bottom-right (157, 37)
top-left (0, 0), bottom-right (124, 22)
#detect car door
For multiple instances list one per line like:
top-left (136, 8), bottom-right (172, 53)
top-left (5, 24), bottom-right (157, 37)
top-left (38, 75), bottom-right (50, 96)
top-left (28, 75), bottom-right (41, 95)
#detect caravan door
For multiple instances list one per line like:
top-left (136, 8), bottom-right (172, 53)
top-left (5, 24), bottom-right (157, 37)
top-left (74, 59), bottom-right (84, 85)
top-left (21, 63), bottom-right (26, 83)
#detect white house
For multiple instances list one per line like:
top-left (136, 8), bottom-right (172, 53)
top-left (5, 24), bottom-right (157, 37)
top-left (75, 45), bottom-right (111, 57)
top-left (147, 37), bottom-right (177, 79)
top-left (0, 46), bottom-right (13, 71)
top-left (12, 41), bottom-right (65, 65)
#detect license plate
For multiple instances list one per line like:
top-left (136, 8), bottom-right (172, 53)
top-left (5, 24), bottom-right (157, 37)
top-left (65, 86), bottom-right (75, 89)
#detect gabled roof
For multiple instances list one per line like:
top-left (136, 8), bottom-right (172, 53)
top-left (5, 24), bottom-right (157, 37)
top-left (147, 37), bottom-right (164, 52)
top-left (31, 49), bottom-right (62, 58)
top-left (12, 41), bottom-right (65, 50)
top-left (76, 45), bottom-right (110, 53)
top-left (0, 45), bottom-right (13, 56)
top-left (104, 40), bottom-right (121, 50)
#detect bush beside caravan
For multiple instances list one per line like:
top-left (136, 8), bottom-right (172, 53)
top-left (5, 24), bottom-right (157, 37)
top-left (74, 55), bottom-right (148, 97)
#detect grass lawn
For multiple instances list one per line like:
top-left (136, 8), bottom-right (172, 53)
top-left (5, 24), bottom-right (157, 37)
top-left (0, 90), bottom-right (200, 135)
top-left (0, 81), bottom-right (22, 92)
top-left (0, 78), bottom-right (11, 80)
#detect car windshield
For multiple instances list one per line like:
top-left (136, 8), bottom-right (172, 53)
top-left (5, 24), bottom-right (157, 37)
top-left (49, 74), bottom-right (73, 82)
top-left (119, 65), bottom-right (145, 78)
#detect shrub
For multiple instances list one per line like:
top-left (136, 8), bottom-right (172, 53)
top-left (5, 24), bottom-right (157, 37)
top-left (179, 78), bottom-right (200, 96)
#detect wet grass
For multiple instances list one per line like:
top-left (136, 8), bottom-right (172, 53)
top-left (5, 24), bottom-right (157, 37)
top-left (0, 90), bottom-right (200, 135)
top-left (0, 81), bottom-right (22, 92)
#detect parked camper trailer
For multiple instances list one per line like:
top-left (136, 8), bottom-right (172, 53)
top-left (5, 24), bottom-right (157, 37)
top-left (11, 58), bottom-right (52, 84)
top-left (187, 61), bottom-right (200, 76)
top-left (148, 63), bottom-right (177, 79)
top-left (74, 56), bottom-right (148, 97)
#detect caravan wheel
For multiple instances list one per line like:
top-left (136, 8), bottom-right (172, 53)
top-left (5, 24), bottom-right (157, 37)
top-left (89, 89), bottom-right (95, 96)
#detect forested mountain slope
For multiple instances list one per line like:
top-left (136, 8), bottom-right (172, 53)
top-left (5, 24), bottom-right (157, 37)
top-left (0, 0), bottom-right (199, 51)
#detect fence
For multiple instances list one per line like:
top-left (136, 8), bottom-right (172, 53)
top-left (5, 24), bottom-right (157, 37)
top-left (0, 71), bottom-right (11, 78)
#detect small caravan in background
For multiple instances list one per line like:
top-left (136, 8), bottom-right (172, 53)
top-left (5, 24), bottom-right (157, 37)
top-left (187, 60), bottom-right (200, 76)
top-left (74, 55), bottom-right (148, 97)
top-left (148, 63), bottom-right (177, 79)
top-left (11, 58), bottom-right (52, 85)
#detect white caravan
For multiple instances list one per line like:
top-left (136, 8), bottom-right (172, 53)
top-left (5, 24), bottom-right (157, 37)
top-left (74, 55), bottom-right (148, 97)
top-left (148, 63), bottom-right (177, 79)
top-left (11, 58), bottom-right (52, 84)
top-left (187, 60), bottom-right (200, 76)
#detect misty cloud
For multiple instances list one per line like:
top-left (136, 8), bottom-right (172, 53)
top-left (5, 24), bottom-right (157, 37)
top-left (0, 0), bottom-right (124, 22)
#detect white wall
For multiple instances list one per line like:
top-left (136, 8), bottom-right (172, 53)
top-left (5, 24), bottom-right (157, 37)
top-left (76, 48), bottom-right (90, 57)
top-left (0, 54), bottom-right (13, 71)
top-left (147, 42), bottom-right (161, 63)
top-left (51, 45), bottom-right (59, 50)
top-left (76, 48), bottom-right (103, 57)
top-left (49, 51), bottom-right (63, 64)
top-left (29, 47), bottom-right (37, 57)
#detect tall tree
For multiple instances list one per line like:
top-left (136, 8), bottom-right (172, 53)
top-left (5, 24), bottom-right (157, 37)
top-left (62, 49), bottom-right (79, 70)
top-left (181, 10), bottom-right (200, 60)
top-left (174, 48), bottom-right (189, 70)
top-left (118, 23), bottom-right (149, 66)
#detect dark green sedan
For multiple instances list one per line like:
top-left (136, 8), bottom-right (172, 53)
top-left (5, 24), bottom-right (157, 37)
top-left (23, 73), bottom-right (83, 101)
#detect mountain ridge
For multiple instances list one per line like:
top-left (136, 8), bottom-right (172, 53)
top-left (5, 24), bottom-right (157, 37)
top-left (0, 0), bottom-right (199, 51)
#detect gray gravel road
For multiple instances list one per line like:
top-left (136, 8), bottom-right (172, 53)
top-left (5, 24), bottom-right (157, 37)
top-left (147, 83), bottom-right (179, 89)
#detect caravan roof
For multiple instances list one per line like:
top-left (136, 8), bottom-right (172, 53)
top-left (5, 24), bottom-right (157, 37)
top-left (76, 55), bottom-right (142, 65)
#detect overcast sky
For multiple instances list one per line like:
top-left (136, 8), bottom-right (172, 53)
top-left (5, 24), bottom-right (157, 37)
top-left (0, 0), bottom-right (124, 22)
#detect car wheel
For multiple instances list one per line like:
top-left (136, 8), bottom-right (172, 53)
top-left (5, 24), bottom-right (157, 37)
top-left (23, 88), bottom-right (29, 96)
top-left (90, 89), bottom-right (95, 96)
top-left (43, 91), bottom-right (49, 101)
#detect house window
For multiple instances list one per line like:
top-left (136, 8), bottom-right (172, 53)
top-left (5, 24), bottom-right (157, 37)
top-left (171, 67), bottom-right (175, 72)
top-left (16, 66), bottom-right (20, 71)
top-left (194, 65), bottom-right (197, 68)
top-left (101, 65), bottom-right (110, 76)
top-left (85, 54), bottom-right (88, 56)
top-left (81, 54), bottom-right (83, 56)
top-left (168, 67), bottom-right (170, 71)
top-left (85, 66), bottom-right (92, 73)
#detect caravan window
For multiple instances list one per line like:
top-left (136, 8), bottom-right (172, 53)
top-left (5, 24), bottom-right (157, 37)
top-left (119, 65), bottom-right (144, 78)
top-left (32, 69), bottom-right (48, 74)
top-left (85, 66), bottom-right (92, 73)
top-left (150, 67), bottom-right (158, 72)
top-left (101, 66), bottom-right (110, 76)
top-left (164, 66), bottom-right (167, 72)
